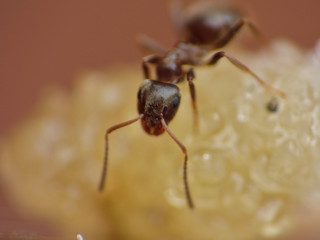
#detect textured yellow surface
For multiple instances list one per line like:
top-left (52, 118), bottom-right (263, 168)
top-left (1, 41), bottom-right (320, 240)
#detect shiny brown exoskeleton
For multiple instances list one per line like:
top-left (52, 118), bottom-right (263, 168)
top-left (99, 79), bottom-right (194, 208)
top-left (139, 2), bottom-right (286, 129)
top-left (171, 2), bottom-right (266, 48)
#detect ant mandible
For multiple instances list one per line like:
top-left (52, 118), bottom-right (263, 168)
top-left (99, 2), bottom-right (286, 210)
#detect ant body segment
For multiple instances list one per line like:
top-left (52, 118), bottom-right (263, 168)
top-left (171, 2), bottom-right (267, 48)
top-left (99, 2), bottom-right (286, 210)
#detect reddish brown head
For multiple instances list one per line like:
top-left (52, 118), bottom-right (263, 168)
top-left (137, 80), bottom-right (181, 135)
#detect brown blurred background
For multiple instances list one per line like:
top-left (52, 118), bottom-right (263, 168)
top-left (0, 0), bottom-right (320, 238)
top-left (1, 0), bottom-right (320, 137)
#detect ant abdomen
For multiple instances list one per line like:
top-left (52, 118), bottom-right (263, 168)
top-left (170, 2), bottom-right (266, 49)
top-left (182, 4), bottom-right (242, 47)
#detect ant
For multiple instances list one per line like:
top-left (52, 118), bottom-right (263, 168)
top-left (99, 2), bottom-right (286, 210)
top-left (98, 79), bottom-right (193, 207)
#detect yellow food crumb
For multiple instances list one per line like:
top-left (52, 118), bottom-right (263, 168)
top-left (1, 40), bottom-right (320, 240)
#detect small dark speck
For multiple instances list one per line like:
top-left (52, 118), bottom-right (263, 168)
top-left (266, 97), bottom-right (280, 113)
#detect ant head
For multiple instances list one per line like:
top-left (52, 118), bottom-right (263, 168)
top-left (156, 55), bottom-right (183, 82)
top-left (137, 80), bottom-right (181, 135)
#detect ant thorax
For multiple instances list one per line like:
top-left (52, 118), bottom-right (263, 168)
top-left (154, 44), bottom-right (206, 83)
top-left (174, 42), bottom-right (208, 65)
top-left (155, 52), bottom-right (184, 83)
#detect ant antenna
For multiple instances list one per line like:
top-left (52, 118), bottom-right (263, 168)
top-left (161, 114), bottom-right (194, 209)
top-left (186, 68), bottom-right (199, 133)
top-left (137, 34), bottom-right (168, 55)
top-left (99, 114), bottom-right (143, 191)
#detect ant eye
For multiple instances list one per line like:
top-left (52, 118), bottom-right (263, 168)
top-left (173, 96), bottom-right (180, 108)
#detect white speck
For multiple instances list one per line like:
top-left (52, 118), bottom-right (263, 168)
top-left (202, 153), bottom-right (211, 161)
top-left (237, 113), bottom-right (247, 122)
top-left (77, 233), bottom-right (84, 240)
top-left (211, 112), bottom-right (220, 121)
top-left (244, 91), bottom-right (253, 99)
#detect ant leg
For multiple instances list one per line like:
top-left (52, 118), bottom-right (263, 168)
top-left (160, 115), bottom-right (194, 209)
top-left (99, 114), bottom-right (143, 191)
top-left (186, 69), bottom-right (199, 132)
top-left (205, 51), bottom-right (286, 98)
top-left (142, 55), bottom-right (162, 79)
top-left (137, 34), bottom-right (167, 55)
top-left (215, 18), bottom-right (268, 48)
